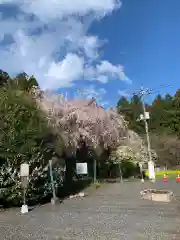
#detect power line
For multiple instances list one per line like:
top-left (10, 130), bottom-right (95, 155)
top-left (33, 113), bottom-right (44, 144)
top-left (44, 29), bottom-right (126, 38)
top-left (118, 84), bottom-right (173, 111)
top-left (118, 84), bottom-right (173, 99)
top-left (132, 84), bottom-right (172, 97)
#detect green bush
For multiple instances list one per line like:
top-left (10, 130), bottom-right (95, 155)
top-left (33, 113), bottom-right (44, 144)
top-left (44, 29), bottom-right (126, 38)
top-left (121, 161), bottom-right (137, 178)
top-left (0, 87), bottom-right (62, 207)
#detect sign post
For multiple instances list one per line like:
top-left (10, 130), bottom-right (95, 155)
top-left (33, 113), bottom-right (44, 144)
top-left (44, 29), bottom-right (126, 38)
top-left (20, 163), bottom-right (29, 214)
top-left (76, 163), bottom-right (88, 175)
top-left (139, 163), bottom-right (144, 183)
top-left (49, 159), bottom-right (58, 205)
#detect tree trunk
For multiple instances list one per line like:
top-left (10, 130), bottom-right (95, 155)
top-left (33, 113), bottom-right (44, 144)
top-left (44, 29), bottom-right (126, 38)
top-left (64, 157), bottom-right (74, 194)
top-left (118, 163), bottom-right (123, 183)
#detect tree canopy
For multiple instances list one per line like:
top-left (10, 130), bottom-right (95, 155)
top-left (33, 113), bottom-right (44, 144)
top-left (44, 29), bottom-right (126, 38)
top-left (117, 90), bottom-right (180, 136)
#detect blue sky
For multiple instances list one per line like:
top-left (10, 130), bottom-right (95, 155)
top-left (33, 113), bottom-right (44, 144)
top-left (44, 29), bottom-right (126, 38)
top-left (0, 0), bottom-right (179, 107)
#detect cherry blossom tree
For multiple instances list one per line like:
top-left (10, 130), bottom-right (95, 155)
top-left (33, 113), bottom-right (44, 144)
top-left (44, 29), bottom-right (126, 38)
top-left (32, 88), bottom-right (128, 154)
top-left (31, 88), bottom-right (129, 183)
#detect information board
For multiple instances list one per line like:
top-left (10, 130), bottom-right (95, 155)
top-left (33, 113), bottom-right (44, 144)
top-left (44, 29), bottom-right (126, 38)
top-left (76, 163), bottom-right (88, 175)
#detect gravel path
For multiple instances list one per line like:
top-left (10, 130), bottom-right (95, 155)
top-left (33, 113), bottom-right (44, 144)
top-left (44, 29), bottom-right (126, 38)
top-left (1, 181), bottom-right (180, 239)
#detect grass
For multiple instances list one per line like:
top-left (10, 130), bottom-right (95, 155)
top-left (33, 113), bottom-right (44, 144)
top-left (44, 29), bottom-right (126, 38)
top-left (155, 174), bottom-right (177, 180)
top-left (82, 181), bottom-right (103, 196)
top-left (94, 182), bottom-right (101, 189)
top-left (145, 170), bottom-right (180, 179)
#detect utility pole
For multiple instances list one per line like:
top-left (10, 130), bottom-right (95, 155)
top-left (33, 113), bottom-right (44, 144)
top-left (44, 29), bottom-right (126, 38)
top-left (118, 84), bottom-right (171, 181)
top-left (135, 87), bottom-right (156, 182)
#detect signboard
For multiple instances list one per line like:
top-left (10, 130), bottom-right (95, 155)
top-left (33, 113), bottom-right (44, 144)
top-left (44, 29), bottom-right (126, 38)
top-left (76, 163), bottom-right (88, 175)
top-left (145, 112), bottom-right (150, 120)
top-left (20, 163), bottom-right (29, 177)
top-left (140, 112), bottom-right (150, 121)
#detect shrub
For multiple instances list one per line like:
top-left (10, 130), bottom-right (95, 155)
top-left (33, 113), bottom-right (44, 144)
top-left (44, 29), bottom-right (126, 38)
top-left (0, 87), bottom-right (61, 207)
top-left (121, 161), bottom-right (137, 178)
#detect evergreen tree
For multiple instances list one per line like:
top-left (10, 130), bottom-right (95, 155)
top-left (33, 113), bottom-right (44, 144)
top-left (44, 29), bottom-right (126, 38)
top-left (116, 91), bottom-right (180, 137)
top-left (164, 94), bottom-right (173, 110)
top-left (0, 70), bottom-right (10, 86)
top-left (166, 90), bottom-right (180, 136)
top-left (149, 94), bottom-right (165, 132)
top-left (117, 95), bottom-right (145, 134)
top-left (117, 96), bottom-right (130, 111)
top-left (13, 72), bottom-right (29, 91)
top-left (129, 95), bottom-right (144, 134)
top-left (28, 75), bottom-right (39, 89)
top-left (117, 97), bottom-right (132, 123)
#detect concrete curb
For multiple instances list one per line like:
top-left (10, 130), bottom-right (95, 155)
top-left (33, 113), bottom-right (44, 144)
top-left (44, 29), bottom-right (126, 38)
top-left (140, 189), bottom-right (174, 202)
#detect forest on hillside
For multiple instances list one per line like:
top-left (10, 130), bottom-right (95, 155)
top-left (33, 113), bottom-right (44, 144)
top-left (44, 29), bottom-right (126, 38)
top-left (117, 91), bottom-right (180, 168)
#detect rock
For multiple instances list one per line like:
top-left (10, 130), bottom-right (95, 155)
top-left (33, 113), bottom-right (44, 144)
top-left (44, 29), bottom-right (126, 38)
top-left (78, 192), bottom-right (85, 197)
top-left (69, 195), bottom-right (75, 199)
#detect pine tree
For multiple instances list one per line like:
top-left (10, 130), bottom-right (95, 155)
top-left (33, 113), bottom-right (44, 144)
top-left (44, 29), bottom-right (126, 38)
top-left (0, 70), bottom-right (10, 86)
top-left (117, 95), bottom-right (145, 134)
top-left (28, 75), bottom-right (39, 89)
top-left (149, 94), bottom-right (165, 132)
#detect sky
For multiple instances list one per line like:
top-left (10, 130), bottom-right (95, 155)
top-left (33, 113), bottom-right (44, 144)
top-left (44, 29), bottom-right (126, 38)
top-left (0, 0), bottom-right (179, 107)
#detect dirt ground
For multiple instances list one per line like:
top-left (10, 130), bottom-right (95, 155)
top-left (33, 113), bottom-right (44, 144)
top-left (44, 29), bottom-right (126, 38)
top-left (0, 180), bottom-right (180, 239)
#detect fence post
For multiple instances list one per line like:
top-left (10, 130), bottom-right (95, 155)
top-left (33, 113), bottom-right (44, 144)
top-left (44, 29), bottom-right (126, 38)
top-left (93, 159), bottom-right (97, 183)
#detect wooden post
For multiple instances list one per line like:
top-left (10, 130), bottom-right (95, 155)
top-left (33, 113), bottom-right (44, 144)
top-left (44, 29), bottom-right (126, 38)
top-left (93, 159), bottom-right (97, 184)
top-left (49, 160), bottom-right (56, 204)
top-left (118, 163), bottom-right (123, 183)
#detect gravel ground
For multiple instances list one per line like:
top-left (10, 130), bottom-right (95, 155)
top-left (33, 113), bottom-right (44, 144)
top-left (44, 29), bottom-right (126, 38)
top-left (1, 180), bottom-right (180, 240)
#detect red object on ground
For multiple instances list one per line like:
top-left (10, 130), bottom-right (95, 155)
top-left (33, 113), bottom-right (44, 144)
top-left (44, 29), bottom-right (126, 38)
top-left (177, 174), bottom-right (180, 183)
top-left (163, 174), bottom-right (168, 183)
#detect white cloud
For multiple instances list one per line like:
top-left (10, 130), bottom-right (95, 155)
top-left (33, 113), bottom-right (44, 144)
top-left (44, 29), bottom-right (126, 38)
top-left (118, 89), bottom-right (131, 97)
top-left (83, 60), bottom-right (131, 84)
top-left (79, 36), bottom-right (100, 60)
top-left (0, 0), bottom-right (130, 90)
top-left (2, 0), bottom-right (121, 21)
top-left (75, 84), bottom-right (107, 106)
top-left (45, 53), bottom-right (84, 88)
top-left (97, 61), bottom-right (132, 83)
top-left (96, 75), bottom-right (108, 83)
